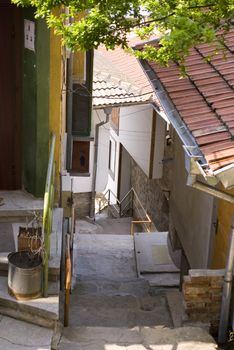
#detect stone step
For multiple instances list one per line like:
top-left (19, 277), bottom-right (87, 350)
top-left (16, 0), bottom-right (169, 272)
top-left (0, 190), bottom-right (43, 223)
top-left (76, 217), bottom-right (132, 235)
top-left (0, 276), bottom-right (59, 328)
top-left (58, 325), bottom-right (217, 350)
top-left (0, 315), bottom-right (53, 350)
top-left (68, 293), bottom-right (172, 328)
top-left (72, 277), bottom-right (150, 297)
top-left (73, 234), bottom-right (137, 281)
top-left (142, 272), bottom-right (180, 287)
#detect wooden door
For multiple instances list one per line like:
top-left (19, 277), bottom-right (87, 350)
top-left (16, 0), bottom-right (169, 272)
top-left (0, 3), bottom-right (22, 189)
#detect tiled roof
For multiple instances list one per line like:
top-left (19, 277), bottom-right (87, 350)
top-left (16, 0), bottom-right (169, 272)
top-left (93, 70), bottom-right (152, 107)
top-left (142, 29), bottom-right (234, 173)
top-left (93, 42), bottom-right (157, 108)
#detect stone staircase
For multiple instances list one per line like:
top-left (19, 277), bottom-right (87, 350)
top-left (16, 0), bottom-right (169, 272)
top-left (58, 229), bottom-right (217, 350)
top-left (0, 202), bottom-right (63, 336)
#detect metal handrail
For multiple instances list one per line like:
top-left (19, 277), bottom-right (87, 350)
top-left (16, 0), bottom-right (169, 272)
top-left (98, 187), bottom-right (152, 235)
top-left (64, 233), bottom-right (71, 327)
top-left (42, 133), bottom-right (56, 297)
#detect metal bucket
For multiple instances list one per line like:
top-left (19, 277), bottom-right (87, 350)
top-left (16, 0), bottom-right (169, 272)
top-left (8, 251), bottom-right (42, 300)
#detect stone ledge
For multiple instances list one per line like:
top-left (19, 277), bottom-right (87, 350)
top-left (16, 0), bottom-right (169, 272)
top-left (0, 276), bottom-right (59, 328)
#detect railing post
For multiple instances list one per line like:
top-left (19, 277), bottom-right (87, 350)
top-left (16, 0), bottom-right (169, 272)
top-left (131, 222), bottom-right (134, 236)
top-left (131, 189), bottom-right (134, 217)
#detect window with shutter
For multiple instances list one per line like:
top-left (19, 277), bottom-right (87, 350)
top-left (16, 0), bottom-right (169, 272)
top-left (71, 140), bottom-right (90, 174)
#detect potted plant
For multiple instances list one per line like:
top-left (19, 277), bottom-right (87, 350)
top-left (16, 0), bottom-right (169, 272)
top-left (8, 211), bottom-right (43, 300)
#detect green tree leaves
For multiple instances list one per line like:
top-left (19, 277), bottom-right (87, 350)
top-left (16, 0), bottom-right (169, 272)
top-left (12, 0), bottom-right (234, 65)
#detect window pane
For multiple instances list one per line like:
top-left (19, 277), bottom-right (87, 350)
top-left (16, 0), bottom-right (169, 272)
top-left (72, 141), bottom-right (90, 173)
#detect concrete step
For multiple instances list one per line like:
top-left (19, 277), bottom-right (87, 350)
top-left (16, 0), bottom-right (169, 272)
top-left (73, 234), bottom-right (137, 281)
top-left (166, 289), bottom-right (184, 328)
top-left (72, 277), bottom-right (150, 297)
top-left (76, 216), bottom-right (132, 235)
top-left (58, 325), bottom-right (218, 350)
top-left (142, 272), bottom-right (180, 287)
top-left (0, 190), bottom-right (43, 223)
top-left (68, 293), bottom-right (172, 328)
top-left (0, 276), bottom-right (59, 329)
top-left (0, 315), bottom-right (53, 350)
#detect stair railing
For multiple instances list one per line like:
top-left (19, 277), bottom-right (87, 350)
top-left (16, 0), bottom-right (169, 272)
top-left (98, 189), bottom-right (121, 216)
top-left (130, 188), bottom-right (152, 235)
top-left (98, 187), bottom-right (152, 235)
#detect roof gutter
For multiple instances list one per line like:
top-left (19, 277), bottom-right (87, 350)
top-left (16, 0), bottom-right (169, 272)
top-left (139, 59), bottom-right (206, 163)
top-left (139, 59), bottom-right (234, 189)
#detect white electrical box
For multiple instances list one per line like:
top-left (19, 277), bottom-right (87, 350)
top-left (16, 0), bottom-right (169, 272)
top-left (24, 19), bottom-right (35, 51)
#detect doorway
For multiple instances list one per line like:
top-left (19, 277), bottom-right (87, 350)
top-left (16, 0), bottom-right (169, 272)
top-left (0, 2), bottom-right (22, 190)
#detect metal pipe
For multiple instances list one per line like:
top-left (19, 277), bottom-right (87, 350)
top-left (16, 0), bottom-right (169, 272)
top-left (66, 53), bottom-right (74, 171)
top-left (218, 216), bottom-right (234, 344)
top-left (90, 108), bottom-right (111, 218)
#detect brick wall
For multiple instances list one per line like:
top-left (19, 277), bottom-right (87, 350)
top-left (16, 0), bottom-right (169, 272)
top-left (183, 269), bottom-right (225, 330)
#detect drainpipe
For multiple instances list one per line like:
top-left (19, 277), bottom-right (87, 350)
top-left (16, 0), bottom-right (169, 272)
top-left (218, 216), bottom-right (234, 344)
top-left (90, 107), bottom-right (112, 218)
top-left (66, 52), bottom-right (74, 171)
top-left (187, 174), bottom-right (234, 204)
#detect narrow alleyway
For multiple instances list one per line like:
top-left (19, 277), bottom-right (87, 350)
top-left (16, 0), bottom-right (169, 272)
top-left (58, 217), bottom-right (218, 350)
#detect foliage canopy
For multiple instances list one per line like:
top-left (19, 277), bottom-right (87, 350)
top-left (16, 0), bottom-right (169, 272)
top-left (12, 0), bottom-right (234, 65)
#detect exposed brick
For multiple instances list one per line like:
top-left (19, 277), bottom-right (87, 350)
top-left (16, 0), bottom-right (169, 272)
top-left (183, 285), bottom-right (210, 295)
top-left (183, 269), bottom-right (224, 326)
top-left (210, 279), bottom-right (224, 289)
top-left (185, 301), bottom-right (206, 309)
top-left (189, 269), bottom-right (225, 278)
top-left (183, 275), bottom-right (192, 284)
top-left (183, 294), bottom-right (210, 303)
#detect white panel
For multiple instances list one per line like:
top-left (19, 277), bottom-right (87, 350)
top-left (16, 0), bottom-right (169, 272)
top-left (119, 104), bottom-right (153, 176)
top-left (24, 20), bottom-right (35, 51)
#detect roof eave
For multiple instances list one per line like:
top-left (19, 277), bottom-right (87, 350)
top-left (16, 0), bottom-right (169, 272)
top-left (213, 164), bottom-right (234, 189)
top-left (138, 58), bottom-right (234, 188)
top-left (139, 59), bottom-right (206, 162)
top-left (92, 99), bottom-right (152, 110)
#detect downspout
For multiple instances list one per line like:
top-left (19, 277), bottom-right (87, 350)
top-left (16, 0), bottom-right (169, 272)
top-left (66, 53), bottom-right (74, 171)
top-left (90, 107), bottom-right (112, 218)
top-left (218, 216), bottom-right (234, 344)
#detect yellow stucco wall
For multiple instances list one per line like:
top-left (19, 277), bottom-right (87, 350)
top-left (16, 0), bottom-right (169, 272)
top-left (49, 29), bottom-right (63, 200)
top-left (73, 51), bottom-right (85, 81)
top-left (211, 187), bottom-right (234, 268)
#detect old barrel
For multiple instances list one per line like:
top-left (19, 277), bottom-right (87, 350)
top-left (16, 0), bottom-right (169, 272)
top-left (8, 251), bottom-right (42, 300)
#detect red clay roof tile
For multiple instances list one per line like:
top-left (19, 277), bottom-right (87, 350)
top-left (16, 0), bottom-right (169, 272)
top-left (143, 27), bottom-right (234, 172)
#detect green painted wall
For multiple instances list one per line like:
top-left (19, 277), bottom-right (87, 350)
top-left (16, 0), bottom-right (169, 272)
top-left (22, 9), bottom-right (50, 197)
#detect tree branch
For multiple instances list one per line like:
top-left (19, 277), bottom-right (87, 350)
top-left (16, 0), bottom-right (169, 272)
top-left (126, 3), bottom-right (216, 29)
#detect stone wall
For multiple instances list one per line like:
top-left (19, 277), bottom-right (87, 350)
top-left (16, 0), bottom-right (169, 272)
top-left (183, 269), bottom-right (224, 330)
top-left (73, 192), bottom-right (92, 218)
top-left (130, 159), bottom-right (169, 231)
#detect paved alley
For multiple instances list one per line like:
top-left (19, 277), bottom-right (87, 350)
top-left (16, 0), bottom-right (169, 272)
top-left (58, 218), bottom-right (218, 350)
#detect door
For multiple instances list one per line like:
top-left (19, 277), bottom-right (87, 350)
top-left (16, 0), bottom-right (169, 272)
top-left (0, 2), bottom-right (22, 189)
